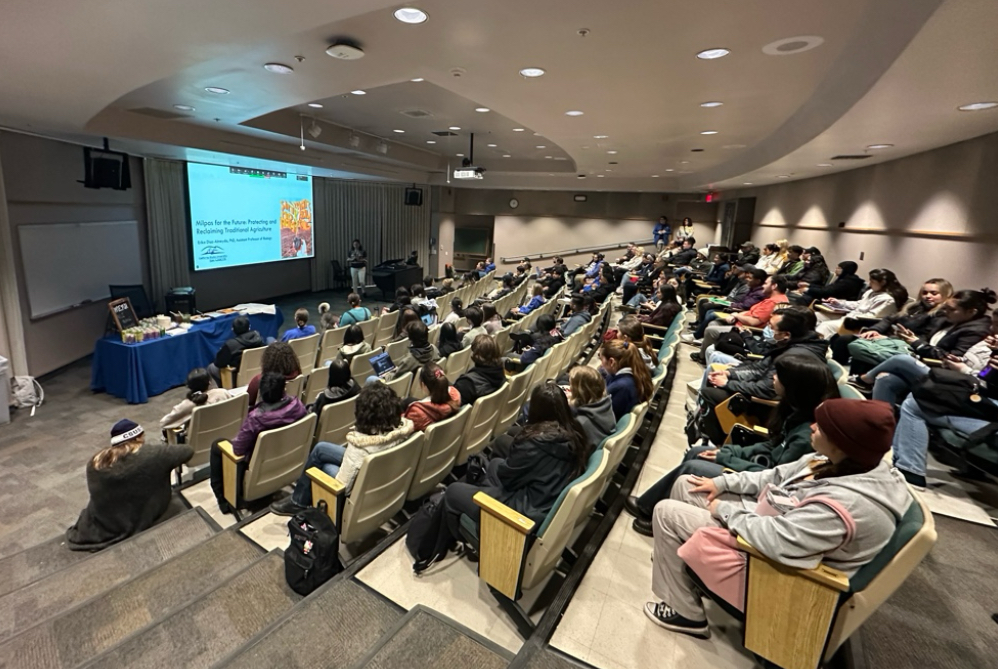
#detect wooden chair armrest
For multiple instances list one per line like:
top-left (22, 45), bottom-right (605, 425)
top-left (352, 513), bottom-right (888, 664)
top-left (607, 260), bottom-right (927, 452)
top-left (709, 363), bottom-right (730, 373)
top-left (219, 366), bottom-right (236, 390)
top-left (642, 323), bottom-right (669, 334)
top-left (307, 467), bottom-right (346, 529)
top-left (693, 280), bottom-right (712, 288)
top-left (473, 492), bottom-right (535, 600)
top-left (741, 326), bottom-right (764, 334)
top-left (736, 537), bottom-right (849, 591)
top-left (921, 358), bottom-right (943, 367)
top-left (751, 397), bottom-right (779, 407)
top-left (745, 353), bottom-right (763, 360)
top-left (814, 304), bottom-right (848, 315)
top-left (165, 427), bottom-right (183, 445)
top-left (218, 440), bottom-right (245, 508)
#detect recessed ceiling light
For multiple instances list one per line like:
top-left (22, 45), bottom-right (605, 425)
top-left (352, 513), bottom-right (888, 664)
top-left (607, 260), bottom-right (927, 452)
top-left (665, 168), bottom-right (674, 172)
top-left (263, 63), bottom-right (294, 74)
top-left (577, 175), bottom-right (586, 179)
top-left (519, 67), bottom-right (545, 78)
top-left (487, 143), bottom-right (497, 147)
top-left (393, 129), bottom-right (405, 133)
top-left (597, 174), bottom-right (605, 178)
top-left (607, 150), bottom-right (618, 155)
top-left (565, 110), bottom-right (584, 116)
top-left (513, 128), bottom-right (525, 132)
top-left (958, 102), bottom-right (998, 111)
top-left (307, 102), bottom-right (323, 108)
top-left (204, 87), bottom-right (230, 95)
top-left (679, 160), bottom-right (690, 164)
top-left (475, 107), bottom-right (490, 113)
top-left (351, 90), bottom-right (367, 95)
top-left (503, 154), bottom-right (511, 158)
top-left (449, 126), bottom-right (461, 131)
top-left (866, 144), bottom-right (893, 150)
top-left (744, 182), bottom-right (753, 185)
top-left (776, 175), bottom-right (791, 178)
top-left (394, 7), bottom-right (428, 24)
top-left (536, 145), bottom-right (546, 149)
top-left (605, 169), bottom-right (613, 172)
top-left (456, 153), bottom-right (464, 157)
top-left (173, 104), bottom-right (195, 112)
top-left (762, 35), bottom-right (824, 56)
top-left (651, 175), bottom-right (660, 178)
top-left (593, 135), bottom-right (608, 139)
top-left (410, 77), bottom-right (425, 82)
top-left (700, 130), bottom-right (718, 135)
top-left (817, 163), bottom-right (832, 167)
top-left (700, 101), bottom-right (723, 108)
top-left (696, 48), bottom-right (730, 60)
top-left (426, 140), bottom-right (436, 144)
top-left (545, 156), bottom-right (553, 159)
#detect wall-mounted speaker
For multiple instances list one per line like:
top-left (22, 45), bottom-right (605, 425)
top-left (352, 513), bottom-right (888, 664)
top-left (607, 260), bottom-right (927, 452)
top-left (404, 187), bottom-right (424, 206)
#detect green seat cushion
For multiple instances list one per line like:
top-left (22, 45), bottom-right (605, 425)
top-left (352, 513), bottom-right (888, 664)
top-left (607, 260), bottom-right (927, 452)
top-left (536, 448), bottom-right (604, 537)
top-left (460, 513), bottom-right (479, 542)
top-left (848, 500), bottom-right (923, 592)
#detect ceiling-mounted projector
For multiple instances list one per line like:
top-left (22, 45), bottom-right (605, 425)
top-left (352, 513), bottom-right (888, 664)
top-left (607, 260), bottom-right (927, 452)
top-left (453, 136), bottom-right (486, 179)
top-left (326, 43), bottom-right (365, 60)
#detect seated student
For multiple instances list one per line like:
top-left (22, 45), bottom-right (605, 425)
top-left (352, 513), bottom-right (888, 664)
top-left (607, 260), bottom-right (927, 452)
top-left (683, 253), bottom-right (730, 300)
top-left (815, 269), bottom-right (907, 339)
top-left (640, 284), bottom-right (682, 328)
top-left (508, 315), bottom-right (562, 372)
top-left (622, 254), bottom-right (660, 305)
top-left (645, 399), bottom-right (909, 639)
top-left (392, 306), bottom-right (421, 342)
top-left (246, 341), bottom-right (302, 407)
top-left (394, 320), bottom-right (441, 377)
top-left (830, 277), bottom-right (953, 368)
top-left (559, 294), bottom-right (593, 336)
top-left (317, 302), bottom-right (338, 333)
top-left (210, 373), bottom-right (307, 513)
top-left (281, 308), bottom-right (317, 342)
top-left (442, 297), bottom-right (465, 324)
top-left (665, 239), bottom-right (698, 268)
top-left (736, 241), bottom-right (760, 266)
top-left (424, 275), bottom-right (442, 299)
top-left (461, 306), bottom-right (488, 347)
top-left (160, 368), bottom-right (232, 431)
top-left (440, 383), bottom-right (594, 550)
top-left (755, 243), bottom-right (782, 275)
top-left (784, 247), bottom-right (830, 288)
top-left (482, 274), bottom-right (515, 303)
top-left (67, 420), bottom-right (193, 551)
top-left (693, 275), bottom-right (789, 363)
top-left (541, 265), bottom-right (567, 299)
top-left (625, 354), bottom-right (838, 536)
top-left (775, 244), bottom-right (805, 276)
top-left (793, 261), bottom-right (865, 305)
top-left (338, 324), bottom-right (372, 365)
top-left (208, 316), bottom-right (264, 385)
top-left (338, 293), bottom-right (372, 327)
top-left (572, 252), bottom-right (605, 288)
top-left (437, 322), bottom-right (465, 358)
top-left (410, 283), bottom-right (429, 308)
top-left (509, 285), bottom-right (546, 319)
top-left (598, 339), bottom-right (654, 419)
top-left (891, 288), bottom-right (995, 361)
top-left (309, 358), bottom-right (360, 414)
top-left (616, 316), bottom-right (657, 372)
top-left (481, 257), bottom-right (496, 275)
top-left (402, 363), bottom-right (462, 431)
top-left (383, 286), bottom-right (412, 314)
top-left (569, 365), bottom-right (618, 447)
top-left (482, 303), bottom-right (503, 335)
top-left (454, 335), bottom-right (507, 405)
top-left (438, 277), bottom-right (456, 295)
top-left (270, 382), bottom-right (414, 516)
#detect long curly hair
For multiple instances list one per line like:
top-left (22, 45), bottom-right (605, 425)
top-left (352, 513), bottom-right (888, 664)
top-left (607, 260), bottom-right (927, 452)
top-left (354, 382), bottom-right (403, 435)
top-left (261, 342), bottom-right (301, 377)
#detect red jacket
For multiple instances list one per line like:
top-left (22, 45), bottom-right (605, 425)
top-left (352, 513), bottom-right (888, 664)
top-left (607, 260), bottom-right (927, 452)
top-left (403, 387), bottom-right (461, 432)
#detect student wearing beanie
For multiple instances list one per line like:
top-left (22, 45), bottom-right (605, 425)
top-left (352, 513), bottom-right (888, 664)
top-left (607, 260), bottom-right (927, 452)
top-left (643, 399), bottom-right (912, 640)
top-left (67, 419), bottom-right (193, 551)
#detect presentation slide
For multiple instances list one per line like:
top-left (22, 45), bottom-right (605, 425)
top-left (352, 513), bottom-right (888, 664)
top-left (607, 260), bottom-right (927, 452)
top-left (187, 162), bottom-right (314, 271)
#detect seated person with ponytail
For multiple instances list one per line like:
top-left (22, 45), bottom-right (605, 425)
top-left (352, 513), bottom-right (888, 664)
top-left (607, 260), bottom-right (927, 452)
top-left (402, 363), bottom-right (461, 431)
top-left (160, 367), bottom-right (232, 432)
top-left (310, 359), bottom-right (360, 414)
top-left (436, 322), bottom-right (465, 358)
top-left (68, 420), bottom-right (193, 551)
top-left (280, 308), bottom-right (317, 342)
top-left (815, 268), bottom-right (908, 339)
top-left (639, 284), bottom-right (682, 328)
top-left (644, 399), bottom-right (910, 639)
top-left (616, 316), bottom-right (658, 372)
top-left (338, 292), bottom-right (372, 327)
top-left (598, 339), bottom-right (655, 419)
top-left (625, 354), bottom-right (838, 537)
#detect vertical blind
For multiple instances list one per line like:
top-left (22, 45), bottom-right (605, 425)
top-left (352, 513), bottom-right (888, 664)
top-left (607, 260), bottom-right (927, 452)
top-left (311, 179), bottom-right (431, 292)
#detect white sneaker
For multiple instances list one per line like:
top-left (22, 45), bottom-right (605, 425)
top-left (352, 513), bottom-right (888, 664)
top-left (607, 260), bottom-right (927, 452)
top-left (680, 332), bottom-right (697, 343)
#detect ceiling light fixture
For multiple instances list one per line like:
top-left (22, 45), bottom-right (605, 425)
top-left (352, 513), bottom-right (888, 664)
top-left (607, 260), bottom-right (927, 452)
top-left (393, 129), bottom-right (405, 133)
top-left (679, 160), bottom-right (690, 164)
top-left (958, 102), bottom-right (998, 111)
top-left (651, 175), bottom-right (660, 178)
top-left (351, 90), bottom-right (367, 95)
top-left (410, 77), bottom-right (425, 82)
top-left (700, 130), bottom-right (718, 135)
top-left (487, 143), bottom-right (497, 147)
top-left (866, 144), bottom-right (893, 150)
top-left (426, 140), bottom-right (436, 144)
top-left (536, 145), bottom-right (546, 149)
top-left (597, 174), bottom-right (605, 178)
top-left (696, 48), bottom-right (730, 60)
top-left (700, 101), bottom-right (723, 108)
top-left (545, 156), bottom-right (553, 159)
top-left (665, 168), bottom-right (674, 172)
top-left (456, 153), bottom-right (465, 157)
top-left (307, 102), bottom-right (323, 108)
top-left (607, 150), bottom-right (618, 154)
top-left (449, 126), bottom-right (461, 130)
top-left (503, 154), bottom-right (511, 158)
top-left (762, 35), bottom-right (824, 56)
top-left (204, 86), bottom-right (229, 95)
top-left (173, 104), bottom-right (195, 112)
top-left (519, 67), bottom-right (545, 78)
top-left (743, 182), bottom-right (753, 185)
top-left (776, 175), bottom-right (791, 178)
top-left (513, 128), bottom-right (525, 132)
top-left (565, 110), bottom-right (584, 116)
top-left (817, 163), bottom-right (832, 167)
top-left (475, 107), bottom-right (490, 112)
top-left (263, 63), bottom-right (294, 74)
top-left (593, 135), bottom-right (608, 139)
top-left (394, 7), bottom-right (428, 24)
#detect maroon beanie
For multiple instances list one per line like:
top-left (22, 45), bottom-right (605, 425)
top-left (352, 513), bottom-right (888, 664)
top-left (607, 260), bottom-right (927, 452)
top-left (815, 399), bottom-right (896, 467)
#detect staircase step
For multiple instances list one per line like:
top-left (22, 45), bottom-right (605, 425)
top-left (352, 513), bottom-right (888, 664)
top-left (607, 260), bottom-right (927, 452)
top-left (78, 551), bottom-right (300, 669)
top-left (0, 530), bottom-right (262, 669)
top-left (220, 579), bottom-right (403, 669)
top-left (0, 509), bottom-right (215, 644)
top-left (350, 606), bottom-right (512, 669)
top-left (0, 536), bottom-right (91, 599)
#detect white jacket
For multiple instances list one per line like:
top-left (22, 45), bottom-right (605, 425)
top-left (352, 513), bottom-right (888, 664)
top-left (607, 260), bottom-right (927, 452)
top-left (159, 388), bottom-right (232, 430)
top-left (337, 418), bottom-right (415, 492)
top-left (836, 290), bottom-right (898, 319)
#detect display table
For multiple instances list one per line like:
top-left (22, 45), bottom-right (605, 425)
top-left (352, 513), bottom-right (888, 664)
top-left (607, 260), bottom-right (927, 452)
top-left (91, 309), bottom-right (283, 404)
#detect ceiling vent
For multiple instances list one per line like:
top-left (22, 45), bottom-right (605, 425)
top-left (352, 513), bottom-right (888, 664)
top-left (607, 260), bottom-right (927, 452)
top-left (830, 154), bottom-right (873, 161)
top-left (400, 109), bottom-right (433, 119)
top-left (129, 107), bottom-right (189, 120)
top-left (431, 130), bottom-right (459, 136)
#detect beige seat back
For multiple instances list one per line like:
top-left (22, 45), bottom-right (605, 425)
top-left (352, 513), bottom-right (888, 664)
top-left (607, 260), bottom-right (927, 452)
top-left (407, 406), bottom-right (472, 501)
top-left (527, 350), bottom-right (554, 389)
top-left (385, 371), bottom-right (413, 398)
top-left (428, 324), bottom-right (441, 347)
top-left (358, 317), bottom-right (378, 345)
top-left (494, 367), bottom-right (533, 435)
top-left (235, 346), bottom-right (267, 387)
top-left (384, 338), bottom-right (409, 362)
top-left (341, 432), bottom-right (424, 544)
top-left (494, 326), bottom-right (513, 356)
top-left (445, 346), bottom-right (473, 379)
top-left (458, 384), bottom-right (508, 465)
top-left (242, 413), bottom-right (317, 503)
top-left (318, 326), bottom-right (348, 365)
top-left (288, 334), bottom-right (320, 375)
top-left (302, 365), bottom-right (329, 404)
top-left (315, 395), bottom-right (358, 445)
top-left (522, 449), bottom-right (610, 590)
top-left (284, 374), bottom-right (305, 401)
top-left (185, 393), bottom-right (249, 468)
top-left (350, 347), bottom-right (386, 387)
top-left (604, 410), bottom-right (642, 474)
top-left (375, 310), bottom-right (399, 348)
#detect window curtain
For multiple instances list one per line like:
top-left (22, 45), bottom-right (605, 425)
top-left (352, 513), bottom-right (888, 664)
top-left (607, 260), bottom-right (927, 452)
top-left (0, 135), bottom-right (28, 375)
top-left (311, 179), bottom-right (431, 292)
top-left (143, 158), bottom-right (191, 304)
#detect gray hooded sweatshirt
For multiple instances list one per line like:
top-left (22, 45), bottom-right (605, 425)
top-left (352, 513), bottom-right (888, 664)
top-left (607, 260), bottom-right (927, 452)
top-left (712, 454), bottom-right (912, 575)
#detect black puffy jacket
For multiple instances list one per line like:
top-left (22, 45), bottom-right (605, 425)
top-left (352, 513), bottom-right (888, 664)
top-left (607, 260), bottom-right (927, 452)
top-left (454, 364), bottom-right (506, 405)
top-left (726, 334), bottom-right (829, 399)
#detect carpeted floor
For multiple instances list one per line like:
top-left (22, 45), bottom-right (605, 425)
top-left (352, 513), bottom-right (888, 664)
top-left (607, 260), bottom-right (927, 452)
top-left (858, 514), bottom-right (998, 668)
top-left (0, 530), bottom-right (262, 669)
top-left (222, 579), bottom-right (403, 669)
top-left (0, 510), bottom-right (215, 644)
top-left (82, 551), bottom-right (300, 669)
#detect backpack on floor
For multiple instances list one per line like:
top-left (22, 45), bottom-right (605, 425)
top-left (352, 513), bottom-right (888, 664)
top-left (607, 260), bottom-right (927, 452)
top-left (284, 500), bottom-right (343, 595)
top-left (406, 491), bottom-right (453, 574)
top-left (10, 376), bottom-right (43, 416)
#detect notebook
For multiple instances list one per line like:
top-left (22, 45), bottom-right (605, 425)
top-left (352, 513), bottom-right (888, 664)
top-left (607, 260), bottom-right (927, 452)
top-left (368, 351), bottom-right (397, 379)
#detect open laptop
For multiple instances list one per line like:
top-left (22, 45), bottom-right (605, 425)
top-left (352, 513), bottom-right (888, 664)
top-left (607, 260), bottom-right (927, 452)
top-left (368, 350), bottom-right (397, 380)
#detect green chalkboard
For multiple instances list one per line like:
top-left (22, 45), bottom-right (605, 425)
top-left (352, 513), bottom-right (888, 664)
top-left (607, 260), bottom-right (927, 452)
top-left (454, 228), bottom-right (491, 255)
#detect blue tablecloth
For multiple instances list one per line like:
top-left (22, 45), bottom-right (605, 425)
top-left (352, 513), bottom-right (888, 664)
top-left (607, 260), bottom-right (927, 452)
top-left (91, 310), bottom-right (283, 404)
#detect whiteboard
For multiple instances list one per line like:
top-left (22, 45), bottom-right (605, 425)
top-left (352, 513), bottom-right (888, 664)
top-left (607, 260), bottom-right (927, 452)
top-left (18, 221), bottom-right (144, 319)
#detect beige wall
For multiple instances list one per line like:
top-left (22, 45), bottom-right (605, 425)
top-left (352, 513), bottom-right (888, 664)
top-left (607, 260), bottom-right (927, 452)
top-left (725, 130), bottom-right (998, 292)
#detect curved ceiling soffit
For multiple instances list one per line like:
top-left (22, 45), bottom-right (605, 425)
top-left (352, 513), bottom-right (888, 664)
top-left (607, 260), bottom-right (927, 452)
top-left (674, 0), bottom-right (944, 191)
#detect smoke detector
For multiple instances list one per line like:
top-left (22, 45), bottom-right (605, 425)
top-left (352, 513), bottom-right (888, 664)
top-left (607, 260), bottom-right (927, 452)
top-left (326, 44), bottom-right (365, 60)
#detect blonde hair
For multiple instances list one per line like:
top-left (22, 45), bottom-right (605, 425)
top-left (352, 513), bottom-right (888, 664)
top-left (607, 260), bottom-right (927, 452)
top-left (569, 366), bottom-right (607, 406)
top-left (913, 278), bottom-right (955, 315)
top-left (599, 339), bottom-right (653, 402)
top-left (92, 435), bottom-right (144, 471)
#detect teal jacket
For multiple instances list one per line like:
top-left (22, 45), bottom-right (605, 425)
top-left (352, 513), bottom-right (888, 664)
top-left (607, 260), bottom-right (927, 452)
top-left (713, 420), bottom-right (813, 472)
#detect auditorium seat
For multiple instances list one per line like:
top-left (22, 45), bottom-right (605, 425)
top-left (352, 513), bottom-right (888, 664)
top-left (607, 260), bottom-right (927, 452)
top-left (350, 348), bottom-right (386, 387)
top-left (226, 345), bottom-right (266, 388)
top-left (165, 392), bottom-right (249, 478)
top-left (318, 325), bottom-right (348, 365)
top-left (383, 338), bottom-right (409, 362)
top-left (375, 310), bottom-right (400, 348)
top-left (444, 346), bottom-right (473, 378)
top-left (384, 371), bottom-right (413, 398)
top-left (493, 367), bottom-right (532, 435)
top-left (301, 365), bottom-right (329, 405)
top-left (314, 394), bottom-right (358, 446)
top-left (358, 318), bottom-right (378, 345)
top-left (406, 405), bottom-right (472, 501)
top-left (288, 333), bottom-right (320, 375)
top-left (457, 384), bottom-right (508, 465)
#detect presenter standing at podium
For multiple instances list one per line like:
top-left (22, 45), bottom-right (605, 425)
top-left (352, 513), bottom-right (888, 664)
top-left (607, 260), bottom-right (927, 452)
top-left (348, 239), bottom-right (367, 297)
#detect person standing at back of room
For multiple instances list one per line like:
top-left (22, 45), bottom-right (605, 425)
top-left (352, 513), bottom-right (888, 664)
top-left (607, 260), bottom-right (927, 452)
top-left (348, 239), bottom-right (367, 297)
top-left (653, 216), bottom-right (672, 250)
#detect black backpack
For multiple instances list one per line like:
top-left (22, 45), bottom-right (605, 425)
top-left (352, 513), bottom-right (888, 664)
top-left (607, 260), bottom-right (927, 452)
top-left (405, 491), bottom-right (453, 574)
top-left (284, 501), bottom-right (343, 595)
